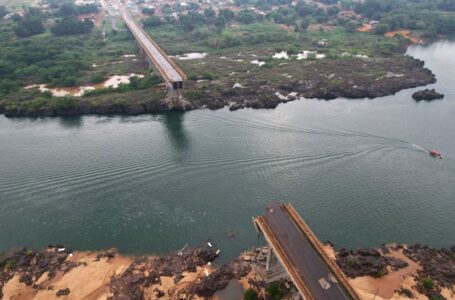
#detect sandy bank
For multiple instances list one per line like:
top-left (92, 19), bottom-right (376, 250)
top-left (2, 243), bottom-right (454, 299)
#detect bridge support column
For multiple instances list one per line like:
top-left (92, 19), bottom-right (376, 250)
top-left (265, 247), bottom-right (289, 283)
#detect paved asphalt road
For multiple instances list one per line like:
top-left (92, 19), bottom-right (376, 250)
top-left (114, 0), bottom-right (183, 82)
top-left (264, 203), bottom-right (351, 299)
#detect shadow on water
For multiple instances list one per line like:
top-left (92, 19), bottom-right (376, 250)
top-left (59, 116), bottom-right (83, 129)
top-left (161, 112), bottom-right (189, 152)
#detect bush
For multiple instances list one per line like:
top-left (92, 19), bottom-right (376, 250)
top-left (422, 277), bottom-right (434, 290)
top-left (344, 20), bottom-right (358, 32)
top-left (142, 16), bottom-right (161, 27)
top-left (28, 97), bottom-right (49, 110)
top-left (52, 97), bottom-right (77, 110)
top-left (200, 72), bottom-right (215, 80)
top-left (266, 282), bottom-right (282, 300)
top-left (142, 7), bottom-right (155, 16)
top-left (374, 269), bottom-right (387, 278)
top-left (90, 73), bottom-right (105, 84)
top-left (378, 41), bottom-right (398, 55)
top-left (243, 288), bottom-right (258, 300)
top-left (236, 10), bottom-right (257, 24)
top-left (5, 260), bottom-right (16, 271)
top-left (374, 23), bottom-right (390, 35)
top-left (421, 28), bottom-right (437, 39)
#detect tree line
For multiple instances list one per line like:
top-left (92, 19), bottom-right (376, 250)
top-left (355, 0), bottom-right (455, 37)
top-left (8, 1), bottom-right (97, 38)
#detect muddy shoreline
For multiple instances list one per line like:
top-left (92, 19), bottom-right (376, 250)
top-left (0, 55), bottom-right (436, 118)
top-left (1, 243), bottom-right (454, 299)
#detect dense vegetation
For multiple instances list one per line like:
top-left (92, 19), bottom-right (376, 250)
top-left (0, 0), bottom-right (115, 97)
top-left (11, 8), bottom-right (45, 37)
top-left (1, 0), bottom-right (454, 116)
top-left (355, 0), bottom-right (455, 37)
top-left (148, 0), bottom-right (455, 41)
top-left (50, 17), bottom-right (94, 35)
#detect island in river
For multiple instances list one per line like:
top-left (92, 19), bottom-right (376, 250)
top-left (1, 243), bottom-right (454, 300)
top-left (1, 0), bottom-right (448, 118)
top-left (0, 52), bottom-right (437, 117)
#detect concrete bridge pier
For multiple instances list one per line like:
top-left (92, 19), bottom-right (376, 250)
top-left (166, 84), bottom-right (181, 99)
top-left (265, 242), bottom-right (291, 283)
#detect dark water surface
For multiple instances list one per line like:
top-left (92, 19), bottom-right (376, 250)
top-left (1, 42), bottom-right (454, 260)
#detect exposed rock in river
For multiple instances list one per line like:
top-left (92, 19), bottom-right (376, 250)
top-left (412, 89), bottom-right (444, 101)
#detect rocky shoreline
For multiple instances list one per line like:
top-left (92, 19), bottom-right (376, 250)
top-left (336, 244), bottom-right (455, 299)
top-left (1, 243), bottom-right (454, 299)
top-left (0, 55), bottom-right (436, 118)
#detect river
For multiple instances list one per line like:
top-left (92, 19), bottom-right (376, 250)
top-left (1, 41), bottom-right (454, 261)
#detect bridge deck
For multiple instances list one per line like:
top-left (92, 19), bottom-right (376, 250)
top-left (255, 203), bottom-right (361, 300)
top-left (116, 0), bottom-right (186, 85)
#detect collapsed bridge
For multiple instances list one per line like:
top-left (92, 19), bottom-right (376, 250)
top-left (254, 203), bottom-right (361, 300)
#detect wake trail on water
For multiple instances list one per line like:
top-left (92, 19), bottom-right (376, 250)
top-left (196, 113), bottom-right (432, 156)
top-left (411, 144), bottom-right (430, 154)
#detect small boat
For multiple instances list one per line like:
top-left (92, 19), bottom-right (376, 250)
top-left (429, 150), bottom-right (443, 159)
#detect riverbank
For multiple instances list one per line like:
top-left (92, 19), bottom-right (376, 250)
top-left (0, 53), bottom-right (435, 118)
top-left (1, 243), bottom-right (454, 299)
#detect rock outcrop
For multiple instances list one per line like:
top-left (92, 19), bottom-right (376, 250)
top-left (412, 89), bottom-right (444, 101)
top-left (108, 245), bottom-right (219, 299)
top-left (336, 247), bottom-right (408, 278)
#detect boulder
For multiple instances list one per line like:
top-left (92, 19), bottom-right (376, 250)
top-left (56, 288), bottom-right (70, 297)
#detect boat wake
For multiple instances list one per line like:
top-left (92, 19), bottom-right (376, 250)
top-left (195, 113), bottom-right (436, 158)
top-left (411, 144), bottom-right (430, 154)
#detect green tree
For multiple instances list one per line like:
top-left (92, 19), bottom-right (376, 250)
top-left (266, 282), bottom-right (282, 300)
top-left (344, 20), bottom-right (358, 32)
top-left (236, 10), bottom-right (257, 24)
top-left (187, 2), bottom-right (199, 11)
top-left (422, 277), bottom-right (434, 290)
top-left (204, 7), bottom-right (215, 19)
top-left (0, 5), bottom-right (8, 18)
top-left (327, 6), bottom-right (340, 16)
top-left (142, 16), bottom-right (161, 27)
top-left (300, 17), bottom-right (311, 31)
top-left (50, 17), bottom-right (94, 35)
top-left (422, 28), bottom-right (437, 38)
top-left (374, 23), bottom-right (390, 35)
top-left (57, 3), bottom-right (78, 16)
top-left (142, 7), bottom-right (155, 16)
top-left (243, 288), bottom-right (258, 300)
top-left (77, 4), bottom-right (98, 14)
top-left (90, 73), bottom-right (105, 84)
top-left (12, 8), bottom-right (45, 37)
top-left (219, 8), bottom-right (235, 23)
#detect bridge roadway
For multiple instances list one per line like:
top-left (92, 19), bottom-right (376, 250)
top-left (114, 0), bottom-right (185, 86)
top-left (255, 203), bottom-right (361, 300)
